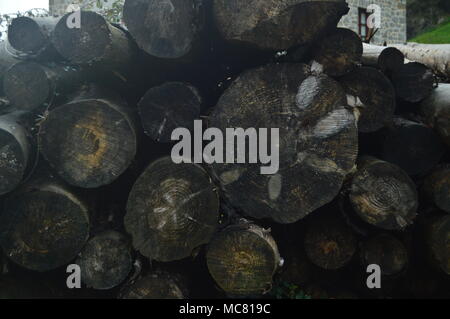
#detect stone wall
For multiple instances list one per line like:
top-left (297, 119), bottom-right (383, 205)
top-left (49, 0), bottom-right (72, 16)
top-left (339, 0), bottom-right (407, 44)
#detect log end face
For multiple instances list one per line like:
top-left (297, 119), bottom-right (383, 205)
top-left (0, 129), bottom-right (27, 195)
top-left (8, 17), bottom-right (46, 54)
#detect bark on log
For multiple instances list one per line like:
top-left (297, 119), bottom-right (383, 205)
top-left (52, 11), bottom-right (135, 71)
top-left (7, 16), bottom-right (61, 61)
top-left (391, 62), bottom-right (434, 103)
top-left (0, 181), bottom-right (90, 272)
top-left (340, 66), bottom-right (396, 133)
top-left (120, 272), bottom-right (187, 299)
top-left (362, 43), bottom-right (404, 75)
top-left (138, 82), bottom-right (202, 143)
top-left (38, 95), bottom-right (137, 188)
top-left (419, 83), bottom-right (450, 147)
top-left (209, 63), bottom-right (358, 223)
top-left (125, 157), bottom-right (220, 262)
top-left (311, 28), bottom-right (362, 77)
top-left (423, 165), bottom-right (450, 214)
top-left (360, 234), bottom-right (408, 276)
top-left (380, 118), bottom-right (446, 176)
top-left (213, 0), bottom-right (349, 51)
top-left (3, 61), bottom-right (88, 111)
top-left (304, 213), bottom-right (356, 270)
top-left (391, 43), bottom-right (450, 79)
top-left (76, 230), bottom-right (132, 290)
top-left (426, 214), bottom-right (450, 275)
top-left (349, 157), bottom-right (418, 230)
top-left (0, 112), bottom-right (33, 195)
top-left (206, 221), bottom-right (281, 296)
top-left (123, 0), bottom-right (205, 59)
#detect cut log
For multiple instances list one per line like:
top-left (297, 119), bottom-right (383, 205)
top-left (349, 157), bottom-right (418, 230)
top-left (206, 221), bottom-right (281, 296)
top-left (423, 165), bottom-right (450, 214)
top-left (120, 272), bottom-right (187, 299)
top-left (52, 11), bottom-right (135, 70)
top-left (380, 118), bottom-right (445, 176)
top-left (304, 213), bottom-right (356, 270)
top-left (213, 0), bottom-right (349, 51)
top-left (3, 61), bottom-right (88, 111)
top-left (391, 62), bottom-right (434, 103)
top-left (7, 16), bottom-right (61, 61)
top-left (0, 181), bottom-right (90, 272)
top-left (360, 234), bottom-right (408, 276)
top-left (138, 82), bottom-right (202, 143)
top-left (311, 28), bottom-right (362, 77)
top-left (419, 83), bottom-right (450, 147)
top-left (209, 63), bottom-right (358, 223)
top-left (426, 214), bottom-right (450, 275)
top-left (38, 95), bottom-right (137, 188)
top-left (340, 66), bottom-right (396, 133)
top-left (391, 43), bottom-right (450, 79)
top-left (0, 41), bottom-right (18, 93)
top-left (0, 112), bottom-right (33, 195)
top-left (123, 0), bottom-right (205, 59)
top-left (76, 230), bottom-right (132, 290)
top-left (362, 43), bottom-right (404, 75)
top-left (125, 157), bottom-right (219, 262)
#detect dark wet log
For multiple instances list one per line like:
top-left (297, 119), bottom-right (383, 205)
top-left (206, 220), bottom-right (281, 296)
top-left (123, 0), bottom-right (205, 59)
top-left (125, 157), bottom-right (219, 262)
top-left (362, 43), bottom-right (405, 75)
top-left (360, 234), bottom-right (408, 276)
top-left (349, 157), bottom-right (418, 230)
top-left (213, 0), bottom-right (349, 51)
top-left (391, 62), bottom-right (434, 103)
top-left (391, 43), bottom-right (450, 79)
top-left (76, 230), bottom-right (132, 290)
top-left (380, 118), bottom-right (445, 176)
top-left (0, 181), bottom-right (90, 272)
top-left (304, 213), bottom-right (356, 270)
top-left (311, 28), bottom-right (362, 77)
top-left (3, 61), bottom-right (88, 111)
top-left (0, 112), bottom-right (33, 195)
top-left (120, 272), bottom-right (187, 299)
top-left (420, 83), bottom-right (450, 147)
top-left (38, 95), bottom-right (137, 188)
top-left (423, 165), bottom-right (450, 214)
top-left (138, 82), bottom-right (202, 143)
top-left (209, 64), bottom-right (358, 224)
top-left (0, 41), bottom-right (18, 93)
top-left (7, 16), bottom-right (61, 61)
top-left (340, 67), bottom-right (396, 133)
top-left (426, 214), bottom-right (450, 275)
top-left (52, 11), bottom-right (135, 71)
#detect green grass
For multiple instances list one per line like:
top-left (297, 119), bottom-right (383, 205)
top-left (410, 17), bottom-right (450, 44)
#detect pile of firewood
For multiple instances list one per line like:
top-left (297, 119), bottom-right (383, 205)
top-left (0, 0), bottom-right (448, 299)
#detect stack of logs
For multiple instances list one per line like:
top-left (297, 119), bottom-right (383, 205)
top-left (0, 0), bottom-right (448, 299)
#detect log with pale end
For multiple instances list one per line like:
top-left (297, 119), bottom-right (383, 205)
top-left (76, 230), bottom-right (133, 290)
top-left (206, 221), bottom-right (281, 296)
top-left (138, 82), bottom-right (202, 143)
top-left (209, 63), bottom-right (358, 224)
top-left (0, 181), bottom-right (90, 272)
top-left (125, 157), bottom-right (220, 262)
top-left (340, 66), bottom-right (396, 133)
top-left (349, 157), bottom-right (418, 230)
top-left (213, 0), bottom-right (349, 51)
top-left (38, 96), bottom-right (137, 188)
